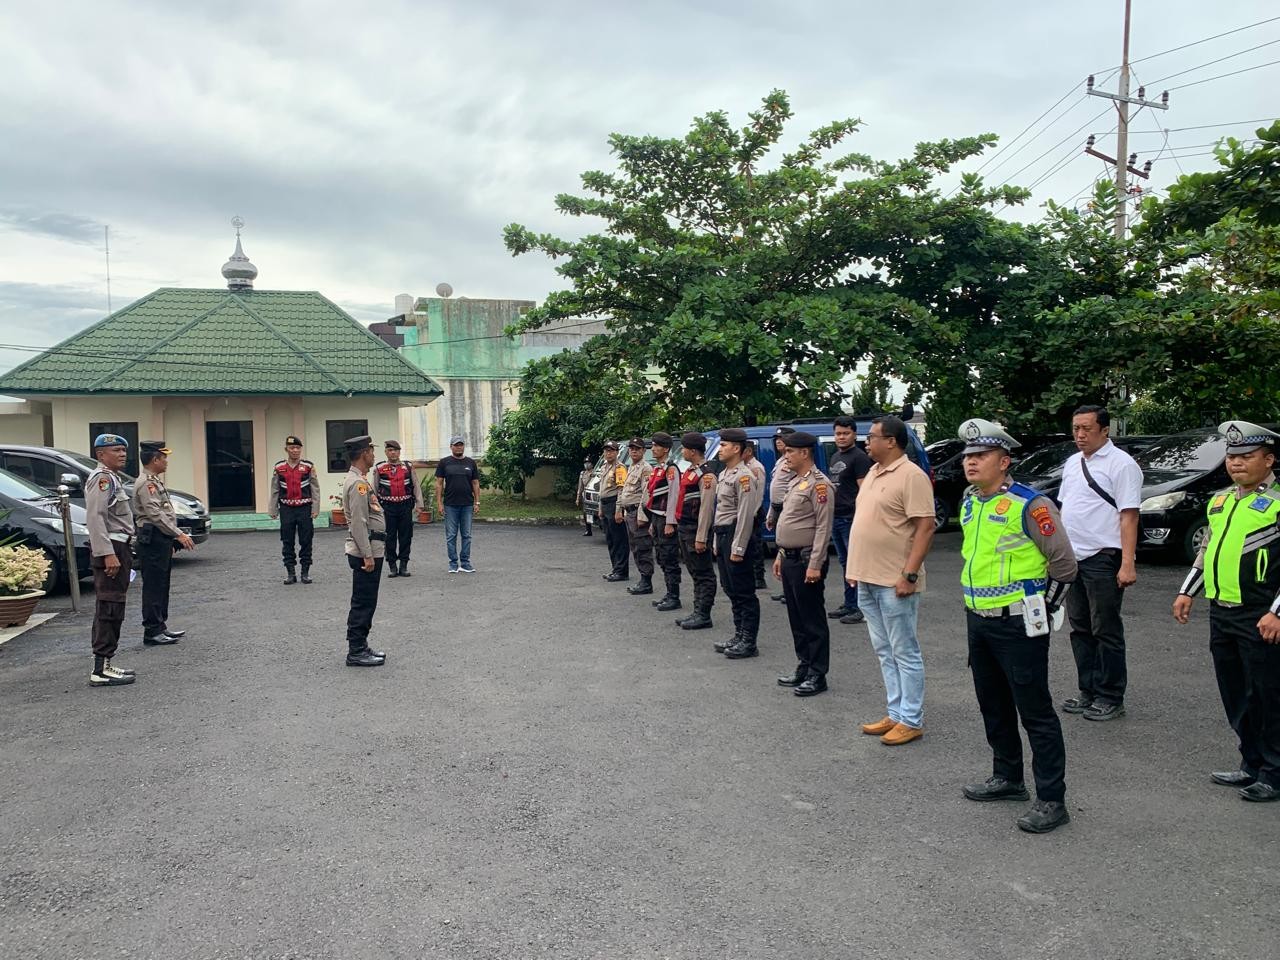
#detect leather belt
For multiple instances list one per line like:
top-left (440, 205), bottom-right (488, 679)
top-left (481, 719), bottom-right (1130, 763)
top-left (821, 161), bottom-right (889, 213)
top-left (968, 602), bottom-right (1026, 619)
top-left (108, 533), bottom-right (133, 545)
top-left (713, 524), bottom-right (735, 533)
top-left (780, 547), bottom-right (807, 560)
top-left (369, 532), bottom-right (387, 541)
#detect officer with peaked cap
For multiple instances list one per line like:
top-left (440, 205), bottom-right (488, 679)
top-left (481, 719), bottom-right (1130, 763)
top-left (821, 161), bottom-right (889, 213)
top-left (1174, 420), bottom-right (1280, 802)
top-left (712, 428), bottom-right (764, 658)
top-left (342, 435), bottom-right (388, 667)
top-left (85, 434), bottom-right (137, 686)
top-left (956, 418), bottom-right (1079, 833)
top-left (648, 431), bottom-right (683, 611)
top-left (598, 441), bottom-right (630, 581)
top-left (619, 438), bottom-right (655, 595)
top-left (672, 432), bottom-right (718, 630)
top-left (133, 440), bottom-right (195, 646)
top-left (375, 439), bottom-right (424, 578)
top-left (268, 435), bottom-right (320, 585)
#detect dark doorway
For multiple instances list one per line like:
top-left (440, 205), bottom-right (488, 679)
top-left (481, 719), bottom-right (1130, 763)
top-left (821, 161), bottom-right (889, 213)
top-left (206, 420), bottom-right (255, 510)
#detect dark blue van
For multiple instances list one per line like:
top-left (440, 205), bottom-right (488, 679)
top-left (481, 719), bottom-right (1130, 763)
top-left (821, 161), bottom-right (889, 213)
top-left (703, 419), bottom-right (934, 546)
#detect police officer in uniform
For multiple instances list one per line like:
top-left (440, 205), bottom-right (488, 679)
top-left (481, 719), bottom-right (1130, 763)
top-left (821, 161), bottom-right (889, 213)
top-left (342, 436), bottom-right (388, 667)
top-left (85, 434), bottom-right (137, 686)
top-left (133, 441), bottom-right (195, 645)
top-left (598, 441), bottom-right (630, 581)
top-left (766, 426), bottom-right (797, 602)
top-left (671, 432), bottom-right (717, 630)
top-left (1173, 420), bottom-right (1280, 803)
top-left (268, 436), bottom-right (320, 585)
top-left (618, 438), bottom-right (655, 595)
top-left (956, 419), bottom-right (1078, 834)
top-left (711, 428), bottom-right (764, 658)
top-left (647, 432), bottom-right (683, 611)
top-left (742, 440), bottom-right (769, 590)
top-left (773, 431), bottom-right (835, 696)
top-left (375, 440), bottom-right (424, 578)
top-left (575, 457), bottom-right (594, 537)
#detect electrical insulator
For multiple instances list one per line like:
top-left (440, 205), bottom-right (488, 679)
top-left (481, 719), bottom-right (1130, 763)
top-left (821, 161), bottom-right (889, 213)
top-left (1137, 86), bottom-right (1146, 100)
top-left (1143, 161), bottom-right (1153, 175)
top-left (1161, 90), bottom-right (1169, 105)
top-left (1086, 134), bottom-right (1096, 148)
top-left (1086, 75), bottom-right (1095, 90)
top-left (1128, 153), bottom-right (1137, 166)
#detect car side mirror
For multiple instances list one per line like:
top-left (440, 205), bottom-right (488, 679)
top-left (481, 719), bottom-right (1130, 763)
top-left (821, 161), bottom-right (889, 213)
top-left (60, 473), bottom-right (82, 490)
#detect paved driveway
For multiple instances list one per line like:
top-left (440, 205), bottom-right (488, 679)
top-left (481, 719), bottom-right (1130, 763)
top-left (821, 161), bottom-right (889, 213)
top-left (1, 526), bottom-right (1275, 959)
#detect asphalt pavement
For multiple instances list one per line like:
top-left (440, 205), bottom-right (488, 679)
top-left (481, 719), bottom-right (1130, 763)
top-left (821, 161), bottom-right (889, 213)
top-left (1, 525), bottom-right (1276, 960)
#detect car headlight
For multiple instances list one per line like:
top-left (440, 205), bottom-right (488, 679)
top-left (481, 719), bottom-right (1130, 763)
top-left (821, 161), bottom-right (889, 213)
top-left (1140, 491), bottom-right (1187, 512)
top-left (173, 501), bottom-right (197, 518)
top-left (33, 516), bottom-right (90, 536)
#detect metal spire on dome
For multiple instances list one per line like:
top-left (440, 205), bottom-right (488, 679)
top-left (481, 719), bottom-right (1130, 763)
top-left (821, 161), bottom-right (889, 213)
top-left (221, 215), bottom-right (258, 291)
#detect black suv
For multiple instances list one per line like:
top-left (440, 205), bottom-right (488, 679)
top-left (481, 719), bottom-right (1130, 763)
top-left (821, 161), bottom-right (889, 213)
top-left (0, 445), bottom-right (211, 543)
top-left (0, 467), bottom-right (92, 593)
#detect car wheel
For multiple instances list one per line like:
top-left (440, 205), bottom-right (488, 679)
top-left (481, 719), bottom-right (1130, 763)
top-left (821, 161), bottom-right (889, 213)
top-left (40, 548), bottom-right (64, 594)
top-left (934, 497), bottom-right (951, 532)
top-left (1183, 520), bottom-right (1211, 565)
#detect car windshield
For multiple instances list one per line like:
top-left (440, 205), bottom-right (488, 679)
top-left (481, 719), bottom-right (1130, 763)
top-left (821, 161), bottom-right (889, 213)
top-left (0, 467), bottom-right (55, 500)
top-left (56, 449), bottom-right (135, 483)
top-left (1134, 432), bottom-right (1225, 475)
top-left (1016, 441), bottom-right (1077, 477)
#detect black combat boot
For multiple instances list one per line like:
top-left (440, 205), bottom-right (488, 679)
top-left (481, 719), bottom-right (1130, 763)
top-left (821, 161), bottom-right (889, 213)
top-left (283, 566), bottom-right (298, 585)
top-left (387, 562), bottom-right (401, 578)
top-left (300, 565), bottom-right (312, 584)
top-left (680, 609), bottom-right (713, 630)
top-left (724, 636), bottom-right (759, 659)
top-left (398, 561), bottom-right (411, 577)
top-left (627, 575), bottom-right (653, 596)
top-left (714, 630), bottom-right (742, 654)
top-left (655, 594), bottom-right (682, 612)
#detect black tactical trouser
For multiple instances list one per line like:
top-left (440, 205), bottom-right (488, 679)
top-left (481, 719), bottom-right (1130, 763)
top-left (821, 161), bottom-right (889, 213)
top-left (280, 504), bottom-right (314, 568)
top-left (624, 507), bottom-right (655, 577)
top-left (780, 547), bottom-right (830, 677)
top-left (346, 555), bottom-right (384, 653)
top-left (382, 500), bottom-right (415, 566)
top-left (1210, 602), bottom-right (1280, 789)
top-left (967, 610), bottom-right (1067, 803)
top-left (715, 525), bottom-right (760, 643)
top-left (137, 525), bottom-right (174, 639)
top-left (677, 523), bottom-right (716, 614)
top-left (600, 497), bottom-right (629, 577)
top-left (91, 540), bottom-right (132, 658)
top-left (653, 517), bottom-right (682, 598)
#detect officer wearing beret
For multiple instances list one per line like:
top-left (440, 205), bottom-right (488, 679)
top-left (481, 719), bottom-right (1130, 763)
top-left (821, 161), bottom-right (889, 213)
top-left (711, 428), bottom-right (764, 658)
top-left (773, 431), bottom-right (836, 696)
top-left (648, 432), bottom-right (683, 611)
top-left (85, 434), bottom-right (137, 686)
top-left (672, 432), bottom-right (717, 630)
top-left (342, 436), bottom-right (388, 667)
top-left (956, 418), bottom-right (1078, 833)
top-left (133, 441), bottom-right (194, 646)
top-left (375, 439), bottom-right (424, 578)
top-left (1174, 420), bottom-right (1280, 803)
top-left (767, 426), bottom-right (797, 602)
top-left (268, 436), bottom-right (320, 585)
top-left (741, 440), bottom-right (769, 591)
top-left (598, 441), bottom-right (630, 581)
top-left (618, 438), bottom-right (656, 595)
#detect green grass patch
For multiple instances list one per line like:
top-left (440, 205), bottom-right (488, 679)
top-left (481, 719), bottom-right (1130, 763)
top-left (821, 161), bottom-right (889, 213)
top-left (480, 493), bottom-right (579, 520)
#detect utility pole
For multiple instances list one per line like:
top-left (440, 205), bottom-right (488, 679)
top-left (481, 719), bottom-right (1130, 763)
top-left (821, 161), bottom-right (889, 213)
top-left (1086, 0), bottom-right (1168, 238)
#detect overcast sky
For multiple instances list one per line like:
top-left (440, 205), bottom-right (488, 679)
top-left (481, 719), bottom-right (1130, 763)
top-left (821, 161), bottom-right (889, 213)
top-left (1, 0), bottom-right (1275, 376)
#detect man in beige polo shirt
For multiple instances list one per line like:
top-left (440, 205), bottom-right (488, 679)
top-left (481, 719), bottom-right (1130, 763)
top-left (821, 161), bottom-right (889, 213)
top-left (846, 416), bottom-right (936, 745)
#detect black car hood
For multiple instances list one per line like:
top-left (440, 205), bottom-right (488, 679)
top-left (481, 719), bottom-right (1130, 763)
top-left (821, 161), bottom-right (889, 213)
top-left (1140, 471), bottom-right (1200, 498)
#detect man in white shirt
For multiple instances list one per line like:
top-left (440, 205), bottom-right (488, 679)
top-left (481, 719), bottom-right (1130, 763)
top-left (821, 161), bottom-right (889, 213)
top-left (1057, 405), bottom-right (1144, 721)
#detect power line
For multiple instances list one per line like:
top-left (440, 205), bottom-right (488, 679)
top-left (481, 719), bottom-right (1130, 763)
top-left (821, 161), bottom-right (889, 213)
top-left (993, 106), bottom-right (1113, 190)
top-left (1096, 15), bottom-right (1280, 71)
top-left (1147, 37), bottom-right (1280, 85)
top-left (1168, 58), bottom-right (1280, 91)
top-left (972, 85), bottom-right (1084, 176)
top-left (1123, 119), bottom-right (1278, 134)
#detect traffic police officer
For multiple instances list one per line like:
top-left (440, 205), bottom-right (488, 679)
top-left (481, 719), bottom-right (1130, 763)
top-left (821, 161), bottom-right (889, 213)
top-left (956, 418), bottom-right (1078, 834)
top-left (598, 441), bottom-right (630, 581)
top-left (342, 436), bottom-right (388, 667)
top-left (672, 432), bottom-right (717, 630)
top-left (375, 440), bottom-right (424, 578)
top-left (85, 434), bottom-right (136, 687)
top-left (618, 438), bottom-right (655, 595)
top-left (648, 432), bottom-right (683, 611)
top-left (772, 431), bottom-right (835, 696)
top-left (133, 440), bottom-right (195, 645)
top-left (1173, 420), bottom-right (1280, 802)
top-left (268, 436), bottom-right (320, 585)
top-left (712, 428), bottom-right (764, 658)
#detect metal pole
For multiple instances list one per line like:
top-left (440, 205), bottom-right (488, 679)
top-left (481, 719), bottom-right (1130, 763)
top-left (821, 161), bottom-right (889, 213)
top-left (1114, 0), bottom-right (1132, 238)
top-left (58, 485), bottom-right (81, 612)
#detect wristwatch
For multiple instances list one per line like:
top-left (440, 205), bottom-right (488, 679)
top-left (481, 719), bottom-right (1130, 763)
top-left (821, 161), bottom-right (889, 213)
top-left (902, 571), bottom-right (919, 584)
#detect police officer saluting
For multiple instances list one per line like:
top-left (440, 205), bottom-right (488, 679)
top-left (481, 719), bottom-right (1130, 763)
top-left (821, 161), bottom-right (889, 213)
top-left (711, 428), bottom-right (764, 659)
top-left (648, 432), bottom-right (683, 611)
top-left (598, 441), bottom-right (630, 582)
top-left (1173, 420), bottom-right (1280, 803)
top-left (672, 432), bottom-right (717, 631)
top-left (342, 436), bottom-right (388, 667)
top-left (956, 419), bottom-right (1078, 834)
top-left (375, 440), bottom-right (424, 578)
top-left (268, 436), bottom-right (320, 585)
top-left (133, 441), bottom-right (195, 645)
top-left (85, 434), bottom-right (137, 686)
top-left (773, 431), bottom-right (835, 696)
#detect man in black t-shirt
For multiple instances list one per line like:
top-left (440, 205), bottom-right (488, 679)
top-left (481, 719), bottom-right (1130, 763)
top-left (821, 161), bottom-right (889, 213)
top-left (828, 416), bottom-right (872, 624)
top-left (434, 435), bottom-right (480, 573)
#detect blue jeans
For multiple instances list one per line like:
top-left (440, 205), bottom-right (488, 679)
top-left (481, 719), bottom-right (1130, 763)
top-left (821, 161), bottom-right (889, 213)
top-left (832, 515), bottom-right (859, 611)
top-left (859, 583), bottom-right (925, 728)
top-left (444, 505), bottom-right (473, 565)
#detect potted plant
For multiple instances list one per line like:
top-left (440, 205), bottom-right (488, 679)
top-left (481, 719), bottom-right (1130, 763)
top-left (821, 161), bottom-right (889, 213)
top-left (0, 544), bottom-right (51, 627)
top-left (329, 493), bottom-right (347, 526)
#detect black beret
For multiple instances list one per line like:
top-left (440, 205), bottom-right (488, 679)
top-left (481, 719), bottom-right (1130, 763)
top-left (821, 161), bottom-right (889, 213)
top-left (720, 428), bottom-right (748, 445)
top-left (783, 430), bottom-right (818, 449)
top-left (285, 435), bottom-right (303, 446)
top-left (384, 439), bottom-right (401, 450)
top-left (680, 432), bottom-right (706, 452)
top-left (651, 431), bottom-right (674, 447)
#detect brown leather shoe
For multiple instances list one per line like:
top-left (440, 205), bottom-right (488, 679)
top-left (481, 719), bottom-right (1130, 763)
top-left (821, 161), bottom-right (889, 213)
top-left (880, 722), bottom-right (924, 746)
top-left (860, 716), bottom-right (896, 736)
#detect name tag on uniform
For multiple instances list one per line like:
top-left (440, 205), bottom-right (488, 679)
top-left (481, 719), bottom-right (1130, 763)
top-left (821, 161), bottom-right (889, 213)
top-left (986, 514), bottom-right (1008, 524)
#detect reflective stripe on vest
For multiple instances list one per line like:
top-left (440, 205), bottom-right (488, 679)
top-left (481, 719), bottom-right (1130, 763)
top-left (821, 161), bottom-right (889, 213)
top-left (646, 461), bottom-right (672, 511)
top-left (1203, 482), bottom-right (1280, 605)
top-left (376, 463), bottom-right (412, 501)
top-left (959, 484), bottom-right (1049, 610)
top-left (275, 462), bottom-right (314, 505)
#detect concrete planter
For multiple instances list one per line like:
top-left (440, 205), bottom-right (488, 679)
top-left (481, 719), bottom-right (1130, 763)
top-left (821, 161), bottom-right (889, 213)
top-left (330, 509), bottom-right (347, 526)
top-left (0, 590), bottom-right (45, 628)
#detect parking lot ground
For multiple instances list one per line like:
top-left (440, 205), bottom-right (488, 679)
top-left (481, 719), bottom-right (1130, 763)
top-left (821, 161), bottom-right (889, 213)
top-left (1, 526), bottom-right (1276, 959)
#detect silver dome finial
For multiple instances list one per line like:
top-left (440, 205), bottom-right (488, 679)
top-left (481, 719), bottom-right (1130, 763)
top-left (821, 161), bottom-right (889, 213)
top-left (222, 216), bottom-right (258, 291)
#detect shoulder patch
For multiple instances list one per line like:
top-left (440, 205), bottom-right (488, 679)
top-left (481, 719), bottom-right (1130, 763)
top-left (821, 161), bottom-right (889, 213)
top-left (98, 476), bottom-right (111, 491)
top-left (1030, 504), bottom-right (1056, 536)
top-left (356, 482), bottom-right (369, 495)
top-left (146, 482), bottom-right (157, 494)
top-left (702, 473), bottom-right (715, 489)
top-left (739, 475), bottom-right (752, 490)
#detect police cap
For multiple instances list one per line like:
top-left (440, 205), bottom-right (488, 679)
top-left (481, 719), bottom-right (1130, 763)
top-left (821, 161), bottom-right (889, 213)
top-left (773, 426), bottom-right (796, 438)
top-left (1220, 420), bottom-right (1280, 455)
top-left (139, 440), bottom-right (171, 464)
top-left (651, 431), bottom-right (674, 448)
top-left (783, 430), bottom-right (818, 449)
top-left (602, 440), bottom-right (619, 451)
top-left (627, 437), bottom-right (646, 450)
top-left (958, 418), bottom-right (1021, 455)
top-left (720, 428), bottom-right (748, 445)
top-left (680, 432), bottom-right (706, 452)
top-left (344, 434), bottom-right (374, 457)
top-left (384, 439), bottom-right (401, 450)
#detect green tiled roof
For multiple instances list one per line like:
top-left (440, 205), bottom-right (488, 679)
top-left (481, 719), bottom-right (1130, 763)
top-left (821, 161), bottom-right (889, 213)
top-left (0, 288), bottom-right (443, 398)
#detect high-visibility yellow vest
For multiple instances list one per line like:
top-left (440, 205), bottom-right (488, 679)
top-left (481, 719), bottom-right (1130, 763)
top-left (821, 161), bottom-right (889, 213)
top-left (960, 483), bottom-right (1049, 610)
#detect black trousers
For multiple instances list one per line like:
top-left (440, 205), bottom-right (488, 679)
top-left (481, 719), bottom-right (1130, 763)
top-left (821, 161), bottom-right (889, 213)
top-left (137, 527), bottom-right (174, 638)
top-left (715, 526), bottom-right (760, 642)
top-left (600, 497), bottom-right (629, 577)
top-left (91, 540), bottom-right (132, 658)
top-left (625, 507), bottom-right (655, 577)
top-left (280, 504), bottom-right (315, 568)
top-left (780, 549), bottom-right (830, 677)
top-left (383, 500), bottom-right (415, 565)
top-left (1210, 603), bottom-right (1280, 788)
top-left (1066, 551), bottom-right (1127, 705)
top-left (653, 518), bottom-right (682, 597)
top-left (346, 555), bottom-right (384, 653)
top-left (967, 610), bottom-right (1066, 803)
top-left (677, 523), bottom-right (716, 613)
top-left (751, 512), bottom-right (766, 583)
